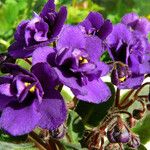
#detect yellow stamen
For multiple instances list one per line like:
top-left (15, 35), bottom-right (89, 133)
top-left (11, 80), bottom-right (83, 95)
top-left (24, 82), bottom-right (36, 93)
top-left (79, 57), bottom-right (88, 64)
top-left (25, 82), bottom-right (31, 87)
top-left (119, 76), bottom-right (126, 82)
top-left (29, 86), bottom-right (36, 93)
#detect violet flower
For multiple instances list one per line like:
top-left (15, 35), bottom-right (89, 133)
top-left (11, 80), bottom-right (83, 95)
top-left (0, 63), bottom-right (66, 136)
top-left (32, 26), bottom-right (111, 103)
top-left (79, 12), bottom-right (112, 41)
top-left (8, 0), bottom-right (67, 58)
top-left (107, 23), bottom-right (150, 89)
top-left (121, 12), bottom-right (150, 36)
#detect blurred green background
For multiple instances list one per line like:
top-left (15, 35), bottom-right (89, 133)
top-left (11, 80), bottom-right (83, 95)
top-left (0, 0), bottom-right (150, 53)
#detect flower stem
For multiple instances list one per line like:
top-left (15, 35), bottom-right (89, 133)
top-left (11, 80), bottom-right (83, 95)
top-left (0, 39), bottom-right (10, 48)
top-left (119, 82), bottom-right (150, 109)
top-left (114, 88), bottom-right (120, 107)
top-left (24, 58), bottom-right (32, 65)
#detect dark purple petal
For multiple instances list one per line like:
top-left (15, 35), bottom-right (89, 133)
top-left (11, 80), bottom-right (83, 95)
top-left (32, 46), bottom-right (55, 65)
top-left (57, 25), bottom-right (86, 50)
top-left (0, 76), bottom-right (12, 84)
top-left (107, 23), bottom-right (132, 61)
top-left (38, 98), bottom-right (67, 130)
top-left (118, 75), bottom-right (144, 89)
top-left (55, 47), bottom-right (72, 66)
top-left (72, 79), bottom-right (111, 104)
top-left (8, 42), bottom-right (33, 58)
top-left (97, 19), bottom-right (113, 40)
top-left (121, 13), bottom-right (139, 26)
top-left (79, 18), bottom-right (92, 33)
top-left (31, 62), bottom-right (59, 98)
top-left (0, 100), bottom-right (41, 136)
top-left (54, 67), bottom-right (82, 93)
top-left (107, 23), bottom-right (132, 48)
top-left (139, 54), bottom-right (150, 74)
top-left (121, 13), bottom-right (150, 35)
top-left (40, 0), bottom-right (55, 18)
top-left (2, 63), bottom-right (33, 77)
top-left (0, 95), bottom-right (15, 111)
top-left (84, 12), bottom-right (104, 30)
top-left (85, 36), bottom-right (104, 62)
top-left (95, 62), bottom-right (110, 76)
top-left (14, 20), bottom-right (29, 41)
top-left (134, 18), bottom-right (150, 35)
top-left (52, 6), bottom-right (67, 37)
top-left (34, 19), bottom-right (49, 42)
top-left (8, 40), bottom-right (52, 58)
top-left (128, 54), bottom-right (140, 74)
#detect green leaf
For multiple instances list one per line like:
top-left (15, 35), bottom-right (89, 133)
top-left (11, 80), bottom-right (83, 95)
top-left (75, 82), bottom-right (115, 127)
top-left (125, 144), bottom-right (147, 150)
top-left (16, 59), bottom-right (31, 71)
top-left (100, 51), bottom-right (112, 63)
top-left (66, 110), bottom-right (85, 144)
top-left (132, 114), bottom-right (150, 144)
top-left (61, 87), bottom-right (74, 102)
top-left (0, 130), bottom-right (27, 143)
top-left (0, 141), bottom-right (37, 150)
top-left (61, 141), bottom-right (88, 150)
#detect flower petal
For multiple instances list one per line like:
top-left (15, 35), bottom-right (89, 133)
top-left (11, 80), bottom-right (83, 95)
top-left (121, 13), bottom-right (139, 26)
top-left (38, 98), bottom-right (67, 130)
top-left (85, 36), bottom-right (104, 62)
top-left (118, 75), bottom-right (144, 89)
top-left (0, 94), bottom-right (15, 111)
top-left (40, 0), bottom-right (55, 17)
top-left (52, 6), bottom-right (67, 37)
top-left (97, 19), bottom-right (113, 40)
top-left (85, 12), bottom-right (104, 30)
top-left (72, 78), bottom-right (111, 103)
top-left (31, 62), bottom-right (59, 98)
top-left (57, 25), bottom-right (86, 50)
top-left (32, 46), bottom-right (55, 65)
top-left (0, 100), bottom-right (41, 136)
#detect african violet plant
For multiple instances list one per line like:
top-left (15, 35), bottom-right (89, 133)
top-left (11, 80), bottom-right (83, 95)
top-left (0, 0), bottom-right (150, 150)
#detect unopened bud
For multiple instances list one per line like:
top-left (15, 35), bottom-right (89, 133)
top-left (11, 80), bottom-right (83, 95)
top-left (127, 134), bottom-right (140, 149)
top-left (107, 119), bottom-right (131, 143)
top-left (146, 104), bottom-right (150, 111)
top-left (133, 109), bottom-right (144, 120)
top-left (49, 124), bottom-right (66, 139)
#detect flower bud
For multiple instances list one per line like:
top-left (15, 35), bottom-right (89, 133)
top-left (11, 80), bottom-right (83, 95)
top-left (132, 109), bottom-right (144, 120)
top-left (127, 134), bottom-right (140, 149)
top-left (111, 63), bottom-right (131, 86)
top-left (107, 120), bottom-right (131, 143)
top-left (146, 104), bottom-right (150, 111)
top-left (49, 124), bottom-right (66, 139)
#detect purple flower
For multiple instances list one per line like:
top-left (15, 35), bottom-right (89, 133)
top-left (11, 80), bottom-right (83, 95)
top-left (107, 23), bottom-right (150, 89)
top-left (121, 12), bottom-right (150, 36)
top-left (107, 121), bottom-right (131, 143)
top-left (8, 0), bottom-right (67, 58)
top-left (32, 26), bottom-right (111, 103)
top-left (79, 12), bottom-right (112, 41)
top-left (0, 63), bottom-right (66, 136)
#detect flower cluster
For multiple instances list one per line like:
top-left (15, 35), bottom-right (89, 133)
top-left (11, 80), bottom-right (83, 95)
top-left (0, 0), bottom-right (149, 143)
top-left (108, 13), bottom-right (150, 89)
